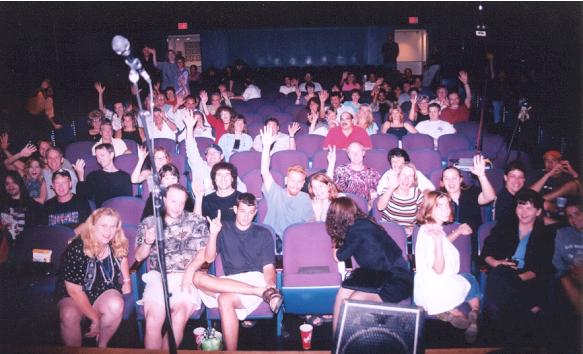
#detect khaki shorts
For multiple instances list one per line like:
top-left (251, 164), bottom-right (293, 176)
top-left (199, 271), bottom-right (266, 320)
top-left (139, 271), bottom-right (202, 310)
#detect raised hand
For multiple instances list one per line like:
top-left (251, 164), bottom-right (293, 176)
top-left (410, 93), bottom-right (418, 106)
top-left (199, 90), bottom-right (208, 105)
top-left (183, 109), bottom-right (197, 129)
top-left (319, 90), bottom-right (329, 103)
top-left (20, 143), bottom-right (37, 158)
top-left (458, 71), bottom-right (469, 85)
top-left (73, 159), bottom-right (86, 179)
top-left (260, 125), bottom-right (276, 148)
top-left (341, 71), bottom-right (348, 80)
top-left (137, 145), bottom-right (148, 160)
top-left (206, 210), bottom-right (222, 235)
top-left (561, 160), bottom-right (578, 178)
top-left (295, 86), bottom-right (301, 97)
top-left (288, 122), bottom-right (301, 137)
top-left (94, 82), bottom-right (106, 94)
top-left (327, 145), bottom-right (337, 167)
top-left (0, 133), bottom-right (9, 151)
top-left (469, 154), bottom-right (487, 177)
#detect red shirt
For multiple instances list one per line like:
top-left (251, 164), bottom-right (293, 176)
top-left (207, 114), bottom-right (228, 142)
top-left (440, 105), bottom-right (470, 124)
top-left (323, 126), bottom-right (373, 149)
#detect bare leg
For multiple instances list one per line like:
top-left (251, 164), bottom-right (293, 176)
top-left (144, 301), bottom-right (166, 349)
top-left (332, 287), bottom-right (356, 334)
top-left (58, 298), bottom-right (83, 347)
top-left (193, 272), bottom-right (265, 297)
top-left (93, 289), bottom-right (124, 348)
top-left (161, 302), bottom-right (195, 349)
top-left (349, 291), bottom-right (383, 303)
top-left (217, 293), bottom-right (244, 351)
top-left (561, 275), bottom-right (583, 316)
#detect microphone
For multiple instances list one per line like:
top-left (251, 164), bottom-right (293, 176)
top-left (111, 35), bottom-right (151, 82)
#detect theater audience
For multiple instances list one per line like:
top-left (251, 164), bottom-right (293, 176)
top-left (340, 72), bottom-right (362, 92)
top-left (135, 184), bottom-right (208, 349)
top-left (260, 126), bottom-right (313, 249)
top-left (381, 106), bottom-right (417, 139)
top-left (115, 112), bottom-right (145, 144)
top-left (145, 108), bottom-right (178, 141)
top-left (43, 147), bottom-right (78, 200)
top-left (195, 162), bottom-right (241, 222)
top-left (252, 118), bottom-right (299, 155)
top-left (482, 189), bottom-right (554, 325)
top-left (94, 82), bottom-right (124, 131)
top-left (74, 143), bottom-right (133, 208)
top-left (377, 148), bottom-right (435, 194)
top-left (440, 71), bottom-right (472, 124)
top-left (23, 157), bottom-right (46, 204)
top-left (230, 77), bottom-right (261, 101)
top-left (1, 171), bottom-right (43, 242)
top-left (376, 163), bottom-right (424, 238)
top-left (355, 104), bottom-right (379, 135)
top-left (440, 156), bottom-right (496, 255)
top-left (91, 122), bottom-right (131, 157)
top-left (328, 142), bottom-right (381, 207)
top-left (192, 193), bottom-right (283, 351)
top-left (44, 169), bottom-right (92, 230)
top-left (218, 114), bottom-right (253, 162)
top-left (201, 95), bottom-right (235, 142)
top-left (308, 172), bottom-right (338, 222)
top-left (299, 72), bottom-right (322, 92)
top-left (416, 102), bottom-right (456, 146)
top-left (79, 110), bottom-right (104, 142)
top-left (279, 76), bottom-right (298, 96)
top-left (328, 197), bottom-right (413, 333)
top-left (414, 191), bottom-right (480, 342)
top-left (322, 112), bottom-right (372, 150)
top-left (309, 106), bottom-right (337, 136)
top-left (184, 111), bottom-right (247, 195)
top-left (141, 163), bottom-right (194, 221)
top-left (295, 82), bottom-right (317, 106)
top-left (494, 160), bottom-right (527, 222)
top-left (55, 208), bottom-right (130, 348)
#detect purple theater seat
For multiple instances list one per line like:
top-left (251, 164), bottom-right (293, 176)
top-left (485, 167), bottom-right (505, 196)
top-left (402, 133), bottom-right (434, 151)
top-left (340, 192), bottom-right (368, 213)
top-left (114, 153), bottom-right (139, 176)
top-left (364, 149), bottom-right (391, 174)
top-left (282, 222), bottom-right (342, 287)
top-left (312, 149), bottom-right (350, 171)
top-left (152, 138), bottom-right (177, 155)
top-left (270, 112), bottom-right (295, 128)
top-left (270, 150), bottom-right (309, 177)
top-left (295, 134), bottom-right (325, 161)
top-left (370, 134), bottom-right (399, 150)
top-left (284, 104), bottom-right (304, 117)
top-left (65, 141), bottom-right (95, 163)
top-left (122, 224), bottom-right (138, 267)
top-left (102, 196), bottom-right (146, 226)
top-left (122, 139), bottom-right (138, 154)
top-left (437, 133), bottom-right (471, 160)
top-left (230, 150), bottom-right (262, 177)
top-left (409, 150), bottom-right (442, 176)
top-left (82, 154), bottom-right (101, 176)
top-left (453, 121), bottom-right (480, 145)
top-left (257, 104), bottom-right (280, 118)
top-left (478, 221), bottom-right (497, 256)
top-left (480, 134), bottom-right (506, 160)
top-left (241, 169), bottom-right (284, 200)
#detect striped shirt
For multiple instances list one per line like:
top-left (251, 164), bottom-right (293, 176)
top-left (382, 187), bottom-right (424, 227)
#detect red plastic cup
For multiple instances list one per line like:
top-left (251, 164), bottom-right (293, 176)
top-left (300, 323), bottom-right (313, 350)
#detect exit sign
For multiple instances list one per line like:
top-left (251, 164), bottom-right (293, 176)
top-left (177, 22), bottom-right (188, 30)
top-left (408, 17), bottom-right (419, 24)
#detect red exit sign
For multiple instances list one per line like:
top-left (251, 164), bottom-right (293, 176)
top-left (177, 22), bottom-right (188, 30)
top-left (408, 17), bottom-right (419, 24)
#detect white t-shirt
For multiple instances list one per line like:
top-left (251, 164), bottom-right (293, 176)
top-left (242, 85), bottom-right (262, 101)
top-left (415, 119), bottom-right (456, 146)
top-left (413, 224), bottom-right (470, 315)
top-left (279, 85), bottom-right (297, 95)
top-left (147, 121), bottom-right (177, 141)
top-left (252, 132), bottom-right (291, 155)
top-left (299, 82), bottom-right (323, 92)
top-left (91, 138), bottom-right (128, 157)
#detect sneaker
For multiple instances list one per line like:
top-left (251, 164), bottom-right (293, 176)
top-left (465, 309), bottom-right (479, 343)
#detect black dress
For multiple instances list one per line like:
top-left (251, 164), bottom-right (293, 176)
top-left (121, 129), bottom-right (143, 144)
top-left (336, 218), bottom-right (413, 302)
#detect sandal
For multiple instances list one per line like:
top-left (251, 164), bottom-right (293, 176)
top-left (241, 320), bottom-right (257, 328)
top-left (262, 287), bottom-right (283, 314)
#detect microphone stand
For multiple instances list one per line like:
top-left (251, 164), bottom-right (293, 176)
top-left (128, 69), bottom-right (178, 354)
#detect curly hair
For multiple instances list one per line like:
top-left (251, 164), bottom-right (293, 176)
top-left (308, 172), bottom-right (338, 200)
top-left (80, 208), bottom-right (128, 259)
top-left (326, 196), bottom-right (369, 248)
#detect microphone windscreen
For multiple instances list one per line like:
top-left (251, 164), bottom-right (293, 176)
top-left (112, 35), bottom-right (130, 56)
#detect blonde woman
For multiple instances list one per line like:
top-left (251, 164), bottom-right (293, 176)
top-left (55, 208), bottom-right (130, 348)
top-left (355, 104), bottom-right (379, 135)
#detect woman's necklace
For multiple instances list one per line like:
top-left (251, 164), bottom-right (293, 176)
top-left (98, 247), bottom-right (115, 286)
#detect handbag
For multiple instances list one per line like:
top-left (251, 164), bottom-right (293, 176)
top-left (342, 267), bottom-right (392, 294)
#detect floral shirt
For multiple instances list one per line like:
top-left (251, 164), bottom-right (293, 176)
top-left (137, 212), bottom-right (209, 272)
top-left (334, 164), bottom-right (381, 202)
